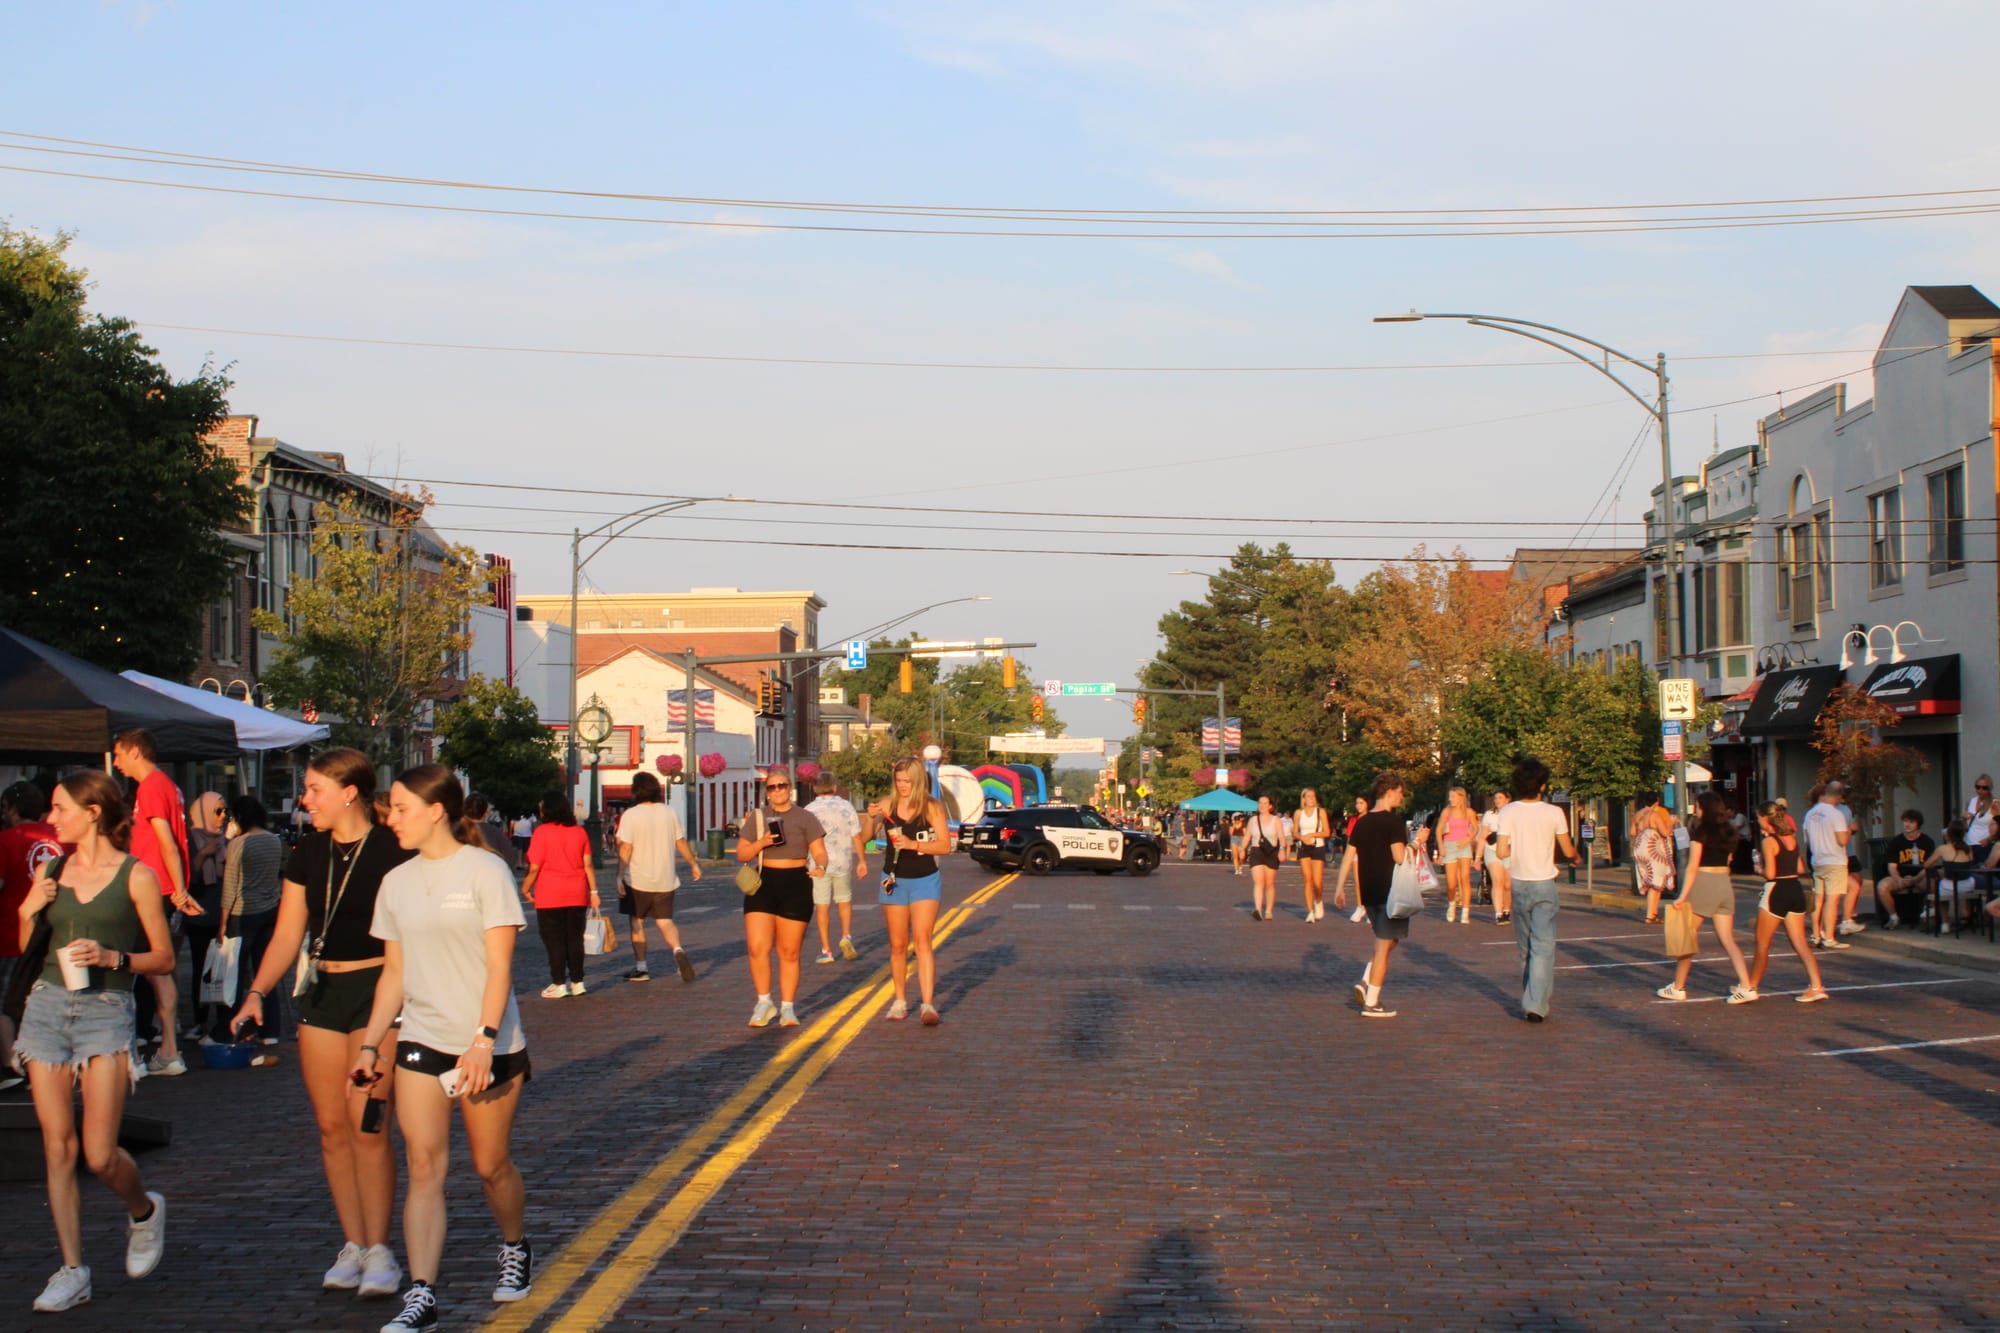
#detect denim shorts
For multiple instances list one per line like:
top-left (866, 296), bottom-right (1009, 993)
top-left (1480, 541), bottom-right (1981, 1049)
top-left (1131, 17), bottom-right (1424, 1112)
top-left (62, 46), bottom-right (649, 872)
top-left (880, 870), bottom-right (941, 905)
top-left (17, 982), bottom-right (137, 1073)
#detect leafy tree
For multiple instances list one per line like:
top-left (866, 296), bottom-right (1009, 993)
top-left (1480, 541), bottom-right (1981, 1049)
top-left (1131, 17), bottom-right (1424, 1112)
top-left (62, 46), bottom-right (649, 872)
top-left (434, 675), bottom-right (561, 820)
top-left (0, 225), bottom-right (248, 675)
top-left (1813, 684), bottom-right (1928, 835)
top-left (822, 733), bottom-right (898, 803)
top-left (1442, 644), bottom-right (1569, 797)
top-left (1535, 663), bottom-right (1662, 807)
top-left (825, 640), bottom-right (1061, 766)
top-left (258, 499), bottom-right (488, 767)
top-left (1143, 544), bottom-right (1285, 761)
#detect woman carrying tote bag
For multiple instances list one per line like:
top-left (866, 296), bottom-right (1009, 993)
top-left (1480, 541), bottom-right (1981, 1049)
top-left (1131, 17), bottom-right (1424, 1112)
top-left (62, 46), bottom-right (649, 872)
top-left (520, 793), bottom-right (597, 1000)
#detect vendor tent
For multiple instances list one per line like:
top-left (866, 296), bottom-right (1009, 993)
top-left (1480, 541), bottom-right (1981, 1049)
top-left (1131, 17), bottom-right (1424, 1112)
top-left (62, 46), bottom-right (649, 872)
top-left (120, 671), bottom-right (328, 751)
top-left (1179, 788), bottom-right (1260, 813)
top-left (0, 628), bottom-right (239, 760)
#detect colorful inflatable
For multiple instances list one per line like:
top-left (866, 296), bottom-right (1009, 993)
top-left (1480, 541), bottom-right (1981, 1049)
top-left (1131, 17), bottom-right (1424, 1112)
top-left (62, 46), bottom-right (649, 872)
top-left (971, 764), bottom-right (1022, 810)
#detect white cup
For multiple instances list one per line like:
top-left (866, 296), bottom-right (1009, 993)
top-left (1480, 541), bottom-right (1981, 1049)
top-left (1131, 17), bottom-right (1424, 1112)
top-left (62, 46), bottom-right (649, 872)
top-left (58, 940), bottom-right (92, 991)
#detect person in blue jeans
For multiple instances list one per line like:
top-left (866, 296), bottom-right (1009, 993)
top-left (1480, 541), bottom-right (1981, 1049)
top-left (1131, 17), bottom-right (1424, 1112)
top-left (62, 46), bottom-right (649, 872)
top-left (1493, 757), bottom-right (1578, 1023)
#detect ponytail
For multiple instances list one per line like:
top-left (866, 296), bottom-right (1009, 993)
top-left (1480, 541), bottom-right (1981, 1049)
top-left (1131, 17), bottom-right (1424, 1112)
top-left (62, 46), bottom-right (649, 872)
top-left (61, 770), bottom-right (131, 851)
top-left (393, 763), bottom-right (483, 847)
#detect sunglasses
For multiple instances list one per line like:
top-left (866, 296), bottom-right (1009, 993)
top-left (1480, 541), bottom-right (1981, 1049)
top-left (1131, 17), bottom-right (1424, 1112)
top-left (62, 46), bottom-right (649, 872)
top-left (766, 782), bottom-right (791, 791)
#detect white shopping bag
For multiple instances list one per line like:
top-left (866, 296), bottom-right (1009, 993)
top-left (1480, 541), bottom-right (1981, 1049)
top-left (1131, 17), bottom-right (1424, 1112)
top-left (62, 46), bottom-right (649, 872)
top-left (200, 935), bottom-right (242, 1005)
top-left (582, 909), bottom-right (612, 956)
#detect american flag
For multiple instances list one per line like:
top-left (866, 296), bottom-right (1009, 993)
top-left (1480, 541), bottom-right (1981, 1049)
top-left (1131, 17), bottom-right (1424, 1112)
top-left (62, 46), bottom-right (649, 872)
top-left (1200, 717), bottom-right (1242, 755)
top-left (666, 689), bottom-right (716, 732)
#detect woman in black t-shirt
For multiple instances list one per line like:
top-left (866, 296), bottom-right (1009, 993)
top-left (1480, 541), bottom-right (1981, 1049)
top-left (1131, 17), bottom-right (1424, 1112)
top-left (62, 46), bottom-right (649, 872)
top-left (230, 748), bottom-right (415, 1299)
top-left (1333, 772), bottom-right (1411, 1018)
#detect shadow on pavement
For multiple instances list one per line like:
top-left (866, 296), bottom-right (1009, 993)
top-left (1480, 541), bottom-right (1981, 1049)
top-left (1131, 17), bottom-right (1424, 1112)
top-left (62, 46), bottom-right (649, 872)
top-left (935, 942), bottom-right (1017, 1012)
top-left (1060, 987), bottom-right (1125, 1062)
top-left (1811, 1018), bottom-right (2000, 1131)
top-left (1083, 1229), bottom-right (1244, 1333)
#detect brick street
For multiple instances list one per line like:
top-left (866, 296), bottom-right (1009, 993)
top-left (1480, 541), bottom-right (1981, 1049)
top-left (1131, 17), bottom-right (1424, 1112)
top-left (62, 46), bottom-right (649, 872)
top-left (4, 859), bottom-right (1998, 1330)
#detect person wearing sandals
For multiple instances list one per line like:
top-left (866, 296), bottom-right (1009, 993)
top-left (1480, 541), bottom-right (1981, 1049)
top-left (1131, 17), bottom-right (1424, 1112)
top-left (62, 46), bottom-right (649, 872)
top-left (1242, 795), bottom-right (1285, 921)
top-left (1292, 789), bottom-right (1331, 922)
top-left (736, 772), bottom-right (828, 1030)
top-left (1656, 792), bottom-right (1756, 1003)
top-left (1632, 796), bottom-right (1676, 925)
top-left (1744, 802), bottom-right (1828, 1004)
top-left (231, 748), bottom-right (412, 1301)
top-left (16, 771), bottom-right (176, 1313)
top-left (616, 771), bottom-right (701, 984)
top-left (867, 757), bottom-right (950, 1025)
top-left (358, 764), bottom-right (532, 1333)
top-left (519, 793), bottom-right (597, 1000)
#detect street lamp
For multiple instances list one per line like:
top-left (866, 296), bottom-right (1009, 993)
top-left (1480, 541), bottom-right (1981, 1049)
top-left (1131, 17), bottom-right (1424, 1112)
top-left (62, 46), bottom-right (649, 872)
top-left (1377, 309), bottom-right (1686, 802)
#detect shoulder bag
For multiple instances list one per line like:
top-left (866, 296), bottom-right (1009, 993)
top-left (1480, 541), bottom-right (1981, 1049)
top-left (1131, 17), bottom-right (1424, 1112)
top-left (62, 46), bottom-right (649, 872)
top-left (735, 811), bottom-right (765, 896)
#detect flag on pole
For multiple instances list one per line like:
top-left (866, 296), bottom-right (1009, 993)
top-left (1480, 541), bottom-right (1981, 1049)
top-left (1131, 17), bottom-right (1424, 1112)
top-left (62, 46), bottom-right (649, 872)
top-left (666, 689), bottom-right (716, 732)
top-left (1200, 718), bottom-right (1242, 755)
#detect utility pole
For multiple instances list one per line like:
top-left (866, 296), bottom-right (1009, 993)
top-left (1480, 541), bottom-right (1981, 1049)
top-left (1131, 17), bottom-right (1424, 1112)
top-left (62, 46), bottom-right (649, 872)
top-left (683, 646), bottom-right (700, 842)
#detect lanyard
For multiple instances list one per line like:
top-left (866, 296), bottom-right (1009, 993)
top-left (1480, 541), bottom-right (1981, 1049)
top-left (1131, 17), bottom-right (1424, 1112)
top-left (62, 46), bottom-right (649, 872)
top-left (315, 829), bottom-right (371, 961)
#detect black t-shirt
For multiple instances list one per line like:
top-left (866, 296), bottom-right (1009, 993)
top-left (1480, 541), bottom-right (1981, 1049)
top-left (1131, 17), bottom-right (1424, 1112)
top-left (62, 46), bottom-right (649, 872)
top-left (1350, 809), bottom-right (1406, 907)
top-left (283, 828), bottom-right (416, 962)
top-left (1888, 833), bottom-right (1936, 876)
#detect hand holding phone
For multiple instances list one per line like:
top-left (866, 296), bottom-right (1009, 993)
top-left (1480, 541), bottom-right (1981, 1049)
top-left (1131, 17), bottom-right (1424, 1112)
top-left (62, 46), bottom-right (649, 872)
top-left (438, 1067), bottom-right (468, 1099)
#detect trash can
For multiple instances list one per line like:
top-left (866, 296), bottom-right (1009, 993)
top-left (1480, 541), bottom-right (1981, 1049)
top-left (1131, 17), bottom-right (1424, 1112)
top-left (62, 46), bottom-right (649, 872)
top-left (705, 830), bottom-right (725, 861)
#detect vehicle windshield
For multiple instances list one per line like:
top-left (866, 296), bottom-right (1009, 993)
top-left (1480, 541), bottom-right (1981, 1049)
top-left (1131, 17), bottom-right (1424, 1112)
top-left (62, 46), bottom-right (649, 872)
top-left (1080, 811), bottom-right (1112, 830)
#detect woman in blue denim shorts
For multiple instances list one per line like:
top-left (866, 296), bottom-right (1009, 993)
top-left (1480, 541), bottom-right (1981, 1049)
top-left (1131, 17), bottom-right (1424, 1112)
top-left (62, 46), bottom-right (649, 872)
top-left (16, 771), bottom-right (177, 1313)
top-left (867, 757), bottom-right (951, 1026)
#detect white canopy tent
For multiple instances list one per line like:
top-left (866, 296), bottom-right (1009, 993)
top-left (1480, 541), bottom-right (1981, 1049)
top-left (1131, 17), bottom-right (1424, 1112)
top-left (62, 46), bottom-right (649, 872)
top-left (120, 671), bottom-right (329, 750)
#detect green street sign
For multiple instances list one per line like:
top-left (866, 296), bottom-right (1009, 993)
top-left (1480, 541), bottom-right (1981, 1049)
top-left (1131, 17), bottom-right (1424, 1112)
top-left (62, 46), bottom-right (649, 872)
top-left (1060, 682), bottom-right (1118, 696)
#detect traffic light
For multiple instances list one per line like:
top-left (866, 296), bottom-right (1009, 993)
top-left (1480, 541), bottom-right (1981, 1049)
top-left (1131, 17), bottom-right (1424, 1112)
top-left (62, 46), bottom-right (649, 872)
top-left (756, 678), bottom-right (774, 715)
top-left (1002, 655), bottom-right (1016, 690)
top-left (1031, 693), bottom-right (1045, 723)
top-left (1133, 696), bottom-right (1147, 725)
top-left (899, 659), bottom-right (914, 694)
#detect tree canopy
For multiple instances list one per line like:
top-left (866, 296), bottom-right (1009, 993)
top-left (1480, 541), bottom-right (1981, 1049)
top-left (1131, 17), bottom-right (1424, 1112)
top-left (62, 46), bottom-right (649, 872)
top-left (0, 225), bottom-right (248, 675)
top-left (435, 675), bottom-right (562, 820)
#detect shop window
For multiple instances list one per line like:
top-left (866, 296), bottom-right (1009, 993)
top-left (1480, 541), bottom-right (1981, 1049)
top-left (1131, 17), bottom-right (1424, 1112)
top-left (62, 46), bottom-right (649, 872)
top-left (1928, 464), bottom-right (1966, 575)
top-left (1812, 511), bottom-right (1833, 610)
top-left (1868, 488), bottom-right (1903, 590)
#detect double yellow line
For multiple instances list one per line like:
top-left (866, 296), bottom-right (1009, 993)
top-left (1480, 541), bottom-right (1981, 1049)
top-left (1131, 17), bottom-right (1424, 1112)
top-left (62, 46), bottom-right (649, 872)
top-left (486, 872), bottom-right (1018, 1332)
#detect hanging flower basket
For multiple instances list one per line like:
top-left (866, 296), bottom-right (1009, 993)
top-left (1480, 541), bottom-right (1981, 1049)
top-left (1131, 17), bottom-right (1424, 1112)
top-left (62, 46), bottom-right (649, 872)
top-left (697, 752), bottom-right (727, 778)
top-left (796, 761), bottom-right (822, 783)
top-left (656, 754), bottom-right (685, 775)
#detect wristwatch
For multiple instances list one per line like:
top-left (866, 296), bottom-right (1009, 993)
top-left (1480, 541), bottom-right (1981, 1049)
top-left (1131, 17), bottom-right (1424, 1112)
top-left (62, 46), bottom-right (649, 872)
top-left (476, 1025), bottom-right (499, 1041)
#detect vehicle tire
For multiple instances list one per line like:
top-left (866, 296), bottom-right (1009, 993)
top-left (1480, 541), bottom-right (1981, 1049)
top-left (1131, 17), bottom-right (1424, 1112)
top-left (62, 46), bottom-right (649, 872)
top-left (1023, 844), bottom-right (1059, 876)
top-left (1126, 846), bottom-right (1160, 877)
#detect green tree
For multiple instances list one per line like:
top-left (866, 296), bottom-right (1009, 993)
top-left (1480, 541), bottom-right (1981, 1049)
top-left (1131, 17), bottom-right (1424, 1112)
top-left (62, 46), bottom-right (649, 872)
top-left (0, 225), bottom-right (248, 675)
top-left (258, 499), bottom-right (488, 767)
top-left (1813, 684), bottom-right (1928, 836)
top-left (434, 675), bottom-right (562, 820)
top-left (1535, 663), bottom-right (1662, 807)
top-left (823, 734), bottom-right (898, 803)
top-left (1441, 644), bottom-right (1568, 797)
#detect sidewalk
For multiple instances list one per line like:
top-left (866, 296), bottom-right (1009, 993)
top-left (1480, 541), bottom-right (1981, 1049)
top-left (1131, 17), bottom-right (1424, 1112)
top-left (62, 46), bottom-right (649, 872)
top-left (1557, 870), bottom-right (2000, 974)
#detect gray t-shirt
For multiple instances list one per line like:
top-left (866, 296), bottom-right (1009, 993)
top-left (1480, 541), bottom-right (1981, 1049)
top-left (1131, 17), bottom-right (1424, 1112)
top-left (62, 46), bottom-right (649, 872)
top-left (371, 843), bottom-right (526, 1055)
top-left (751, 804), bottom-right (825, 857)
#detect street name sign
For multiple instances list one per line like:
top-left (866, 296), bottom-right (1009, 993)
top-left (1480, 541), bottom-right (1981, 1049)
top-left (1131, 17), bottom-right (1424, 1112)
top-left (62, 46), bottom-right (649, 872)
top-left (1061, 682), bottom-right (1118, 696)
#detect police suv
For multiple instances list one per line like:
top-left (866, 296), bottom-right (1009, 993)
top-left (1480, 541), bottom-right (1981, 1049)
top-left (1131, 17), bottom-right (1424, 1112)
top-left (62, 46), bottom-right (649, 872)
top-left (965, 805), bottom-right (1163, 877)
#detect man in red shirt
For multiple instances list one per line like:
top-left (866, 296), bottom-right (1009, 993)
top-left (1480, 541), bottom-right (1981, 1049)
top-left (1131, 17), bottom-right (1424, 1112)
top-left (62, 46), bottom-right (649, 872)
top-left (0, 780), bottom-right (63, 1089)
top-left (114, 729), bottom-right (199, 1076)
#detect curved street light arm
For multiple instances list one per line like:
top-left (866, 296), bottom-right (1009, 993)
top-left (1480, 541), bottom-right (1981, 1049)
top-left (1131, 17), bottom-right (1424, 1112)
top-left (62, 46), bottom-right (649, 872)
top-left (575, 497), bottom-right (706, 573)
top-left (1462, 320), bottom-right (1662, 419)
top-left (1390, 311), bottom-right (1654, 375)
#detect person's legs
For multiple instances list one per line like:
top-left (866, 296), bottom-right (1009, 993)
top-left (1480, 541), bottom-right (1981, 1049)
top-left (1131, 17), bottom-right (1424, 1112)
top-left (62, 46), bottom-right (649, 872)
top-left (146, 970), bottom-right (181, 1061)
top-left (183, 920), bottom-right (218, 1035)
top-left (1814, 866), bottom-right (1845, 944)
top-left (814, 900), bottom-right (834, 956)
top-left (1491, 864), bottom-right (1512, 918)
top-left (883, 904), bottom-right (911, 1002)
top-left (1783, 913), bottom-right (1827, 993)
top-left (773, 917), bottom-right (808, 1003)
top-left (627, 905), bottom-right (649, 970)
top-left (536, 908), bottom-right (567, 986)
top-left (300, 1022), bottom-right (397, 1249)
top-left (1251, 864), bottom-right (1275, 916)
top-left (561, 907), bottom-right (586, 985)
top-left (29, 1060), bottom-right (86, 1268)
top-left (910, 898), bottom-right (941, 1006)
top-left (743, 912), bottom-right (776, 997)
top-left (461, 1073), bottom-right (527, 1244)
top-left (77, 1053), bottom-right (150, 1215)
top-left (1843, 870), bottom-right (1866, 925)
top-left (1709, 914), bottom-right (1752, 989)
top-left (1748, 910), bottom-right (1781, 990)
top-left (1513, 880), bottom-right (1559, 1017)
top-left (1643, 886), bottom-right (1662, 923)
top-left (1366, 937), bottom-right (1396, 991)
top-left (392, 1068), bottom-right (453, 1285)
top-left (651, 916), bottom-right (685, 953)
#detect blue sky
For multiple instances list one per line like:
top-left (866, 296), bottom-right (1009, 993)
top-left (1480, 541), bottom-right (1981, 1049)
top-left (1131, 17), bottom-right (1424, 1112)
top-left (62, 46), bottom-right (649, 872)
top-left (8, 1), bottom-right (1999, 743)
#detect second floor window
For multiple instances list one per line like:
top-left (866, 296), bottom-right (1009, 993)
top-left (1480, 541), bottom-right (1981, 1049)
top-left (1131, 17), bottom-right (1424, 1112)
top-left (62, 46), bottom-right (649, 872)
top-left (1928, 464), bottom-right (1966, 575)
top-left (1868, 488), bottom-right (1903, 590)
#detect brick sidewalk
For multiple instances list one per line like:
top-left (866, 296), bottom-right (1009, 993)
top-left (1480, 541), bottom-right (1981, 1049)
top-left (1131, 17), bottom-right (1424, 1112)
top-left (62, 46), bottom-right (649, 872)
top-left (4, 861), bottom-right (1998, 1329)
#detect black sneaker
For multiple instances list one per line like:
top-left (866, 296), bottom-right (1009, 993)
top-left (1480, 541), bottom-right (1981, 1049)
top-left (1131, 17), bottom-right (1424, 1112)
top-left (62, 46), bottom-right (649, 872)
top-left (381, 1282), bottom-right (437, 1332)
top-left (623, 967), bottom-right (652, 983)
top-left (493, 1239), bottom-right (532, 1303)
top-left (1361, 1003), bottom-right (1398, 1019)
top-left (674, 949), bottom-right (697, 984)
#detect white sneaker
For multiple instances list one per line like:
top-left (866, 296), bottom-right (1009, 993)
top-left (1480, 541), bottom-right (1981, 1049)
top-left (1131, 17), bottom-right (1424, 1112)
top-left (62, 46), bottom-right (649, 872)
top-left (1350, 905), bottom-right (1368, 923)
top-left (1655, 984), bottom-right (1688, 1001)
top-left (33, 1265), bottom-right (91, 1312)
top-left (1837, 919), bottom-right (1866, 936)
top-left (568, 981), bottom-right (587, 997)
top-left (358, 1243), bottom-right (402, 1298)
top-left (144, 1052), bottom-right (186, 1077)
top-left (324, 1240), bottom-right (367, 1290)
top-left (778, 1003), bottom-right (799, 1028)
top-left (540, 984), bottom-right (568, 1000)
top-left (748, 997), bottom-right (778, 1027)
top-left (125, 1191), bottom-right (166, 1278)
top-left (1446, 904), bottom-right (1458, 923)
top-left (1727, 985), bottom-right (1760, 1005)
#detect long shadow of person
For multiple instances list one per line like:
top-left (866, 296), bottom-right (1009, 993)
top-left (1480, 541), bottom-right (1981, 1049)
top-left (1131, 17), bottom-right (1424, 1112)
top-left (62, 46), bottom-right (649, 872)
top-left (1083, 1229), bottom-right (1245, 1333)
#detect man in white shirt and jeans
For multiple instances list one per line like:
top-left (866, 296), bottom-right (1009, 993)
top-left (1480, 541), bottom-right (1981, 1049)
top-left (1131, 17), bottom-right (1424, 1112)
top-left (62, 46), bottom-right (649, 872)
top-left (805, 774), bottom-right (868, 964)
top-left (1802, 781), bottom-right (1853, 950)
top-left (1493, 756), bottom-right (1578, 1024)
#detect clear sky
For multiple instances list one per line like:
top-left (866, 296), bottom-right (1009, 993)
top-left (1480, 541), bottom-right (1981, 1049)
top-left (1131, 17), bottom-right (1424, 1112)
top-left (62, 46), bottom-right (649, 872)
top-left (9, 2), bottom-right (1998, 745)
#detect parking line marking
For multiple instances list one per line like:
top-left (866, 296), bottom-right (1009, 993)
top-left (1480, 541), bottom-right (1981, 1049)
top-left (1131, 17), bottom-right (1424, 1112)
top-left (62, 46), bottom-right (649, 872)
top-left (1482, 932), bottom-right (1657, 947)
top-left (1068, 903), bottom-right (1096, 910)
top-left (1013, 902), bottom-right (1042, 909)
top-left (1558, 952), bottom-right (1797, 972)
top-left (1123, 904), bottom-right (1153, 911)
top-left (1665, 977), bottom-right (1977, 1005)
top-left (1811, 1032), bottom-right (2000, 1057)
top-left (486, 876), bottom-right (1016, 1332)
top-left (1175, 905), bottom-right (1208, 912)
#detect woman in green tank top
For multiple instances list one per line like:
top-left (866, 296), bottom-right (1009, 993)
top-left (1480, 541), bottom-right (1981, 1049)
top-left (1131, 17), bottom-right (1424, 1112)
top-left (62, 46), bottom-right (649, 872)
top-left (14, 770), bottom-right (176, 1313)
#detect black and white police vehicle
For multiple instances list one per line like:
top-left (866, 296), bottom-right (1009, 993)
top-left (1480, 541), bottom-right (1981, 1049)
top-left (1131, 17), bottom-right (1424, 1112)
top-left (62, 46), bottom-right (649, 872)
top-left (964, 804), bottom-right (1162, 877)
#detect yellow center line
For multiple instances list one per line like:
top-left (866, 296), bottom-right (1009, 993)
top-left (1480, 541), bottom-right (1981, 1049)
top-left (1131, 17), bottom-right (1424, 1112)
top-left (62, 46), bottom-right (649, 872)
top-left (484, 871), bottom-right (1016, 1333)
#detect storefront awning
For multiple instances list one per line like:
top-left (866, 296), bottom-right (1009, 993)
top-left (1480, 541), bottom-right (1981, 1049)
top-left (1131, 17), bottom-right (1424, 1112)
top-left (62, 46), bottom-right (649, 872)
top-left (1860, 654), bottom-right (1961, 718)
top-left (1741, 664), bottom-right (1844, 737)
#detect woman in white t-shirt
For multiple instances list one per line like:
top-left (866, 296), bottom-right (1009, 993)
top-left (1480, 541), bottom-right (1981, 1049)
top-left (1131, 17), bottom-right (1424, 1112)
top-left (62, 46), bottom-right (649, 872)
top-left (1965, 775), bottom-right (1995, 859)
top-left (355, 764), bottom-right (532, 1332)
top-left (1291, 789), bottom-right (1332, 922)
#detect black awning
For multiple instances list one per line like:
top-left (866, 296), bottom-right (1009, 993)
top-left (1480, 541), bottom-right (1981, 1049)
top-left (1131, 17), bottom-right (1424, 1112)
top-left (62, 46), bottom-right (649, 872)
top-left (1860, 654), bottom-right (1961, 718)
top-left (1741, 664), bottom-right (1844, 737)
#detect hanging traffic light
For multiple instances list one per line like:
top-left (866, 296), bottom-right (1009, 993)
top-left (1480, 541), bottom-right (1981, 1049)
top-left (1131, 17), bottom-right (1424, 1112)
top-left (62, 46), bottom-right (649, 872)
top-left (1002, 655), bottom-right (1017, 690)
top-left (756, 678), bottom-right (773, 715)
top-left (1133, 696), bottom-right (1147, 725)
top-left (1031, 693), bottom-right (1045, 722)
top-left (899, 659), bottom-right (914, 694)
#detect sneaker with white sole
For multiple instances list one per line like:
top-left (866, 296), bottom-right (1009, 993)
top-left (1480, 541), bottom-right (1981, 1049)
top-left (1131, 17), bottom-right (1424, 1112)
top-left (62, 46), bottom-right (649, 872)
top-left (920, 1003), bottom-right (941, 1026)
top-left (748, 997), bottom-right (778, 1027)
top-left (492, 1239), bottom-right (532, 1302)
top-left (1837, 919), bottom-right (1866, 935)
top-left (1361, 1003), bottom-right (1397, 1018)
top-left (1796, 988), bottom-right (1830, 1004)
top-left (1823, 937), bottom-right (1852, 950)
top-left (1656, 984), bottom-right (1688, 1001)
top-left (568, 981), bottom-right (587, 997)
top-left (380, 1281), bottom-right (437, 1331)
top-left (358, 1243), bottom-right (401, 1298)
top-left (324, 1240), bottom-right (367, 1290)
top-left (1350, 905), bottom-right (1368, 923)
top-left (539, 984), bottom-right (568, 999)
top-left (838, 936), bottom-right (858, 961)
top-left (885, 999), bottom-right (908, 1021)
top-left (815, 950), bottom-right (835, 964)
top-left (126, 1191), bottom-right (166, 1279)
top-left (1727, 985), bottom-right (1760, 1005)
top-left (32, 1265), bottom-right (91, 1312)
top-left (144, 1052), bottom-right (185, 1077)
top-left (778, 1003), bottom-right (799, 1028)
top-left (623, 966), bottom-right (651, 982)
top-left (675, 948), bottom-right (697, 984)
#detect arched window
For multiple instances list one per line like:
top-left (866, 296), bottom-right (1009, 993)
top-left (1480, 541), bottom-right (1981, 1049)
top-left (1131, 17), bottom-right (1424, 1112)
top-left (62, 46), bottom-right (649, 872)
top-left (259, 500), bottom-right (280, 613)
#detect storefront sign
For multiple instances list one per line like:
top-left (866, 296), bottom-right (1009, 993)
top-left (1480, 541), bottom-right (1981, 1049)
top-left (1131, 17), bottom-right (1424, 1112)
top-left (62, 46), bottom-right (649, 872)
top-left (1860, 654), bottom-right (1961, 717)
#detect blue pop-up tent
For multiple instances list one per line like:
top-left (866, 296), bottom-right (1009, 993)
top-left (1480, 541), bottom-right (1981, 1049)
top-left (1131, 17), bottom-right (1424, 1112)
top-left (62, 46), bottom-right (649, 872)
top-left (1179, 788), bottom-right (1259, 813)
